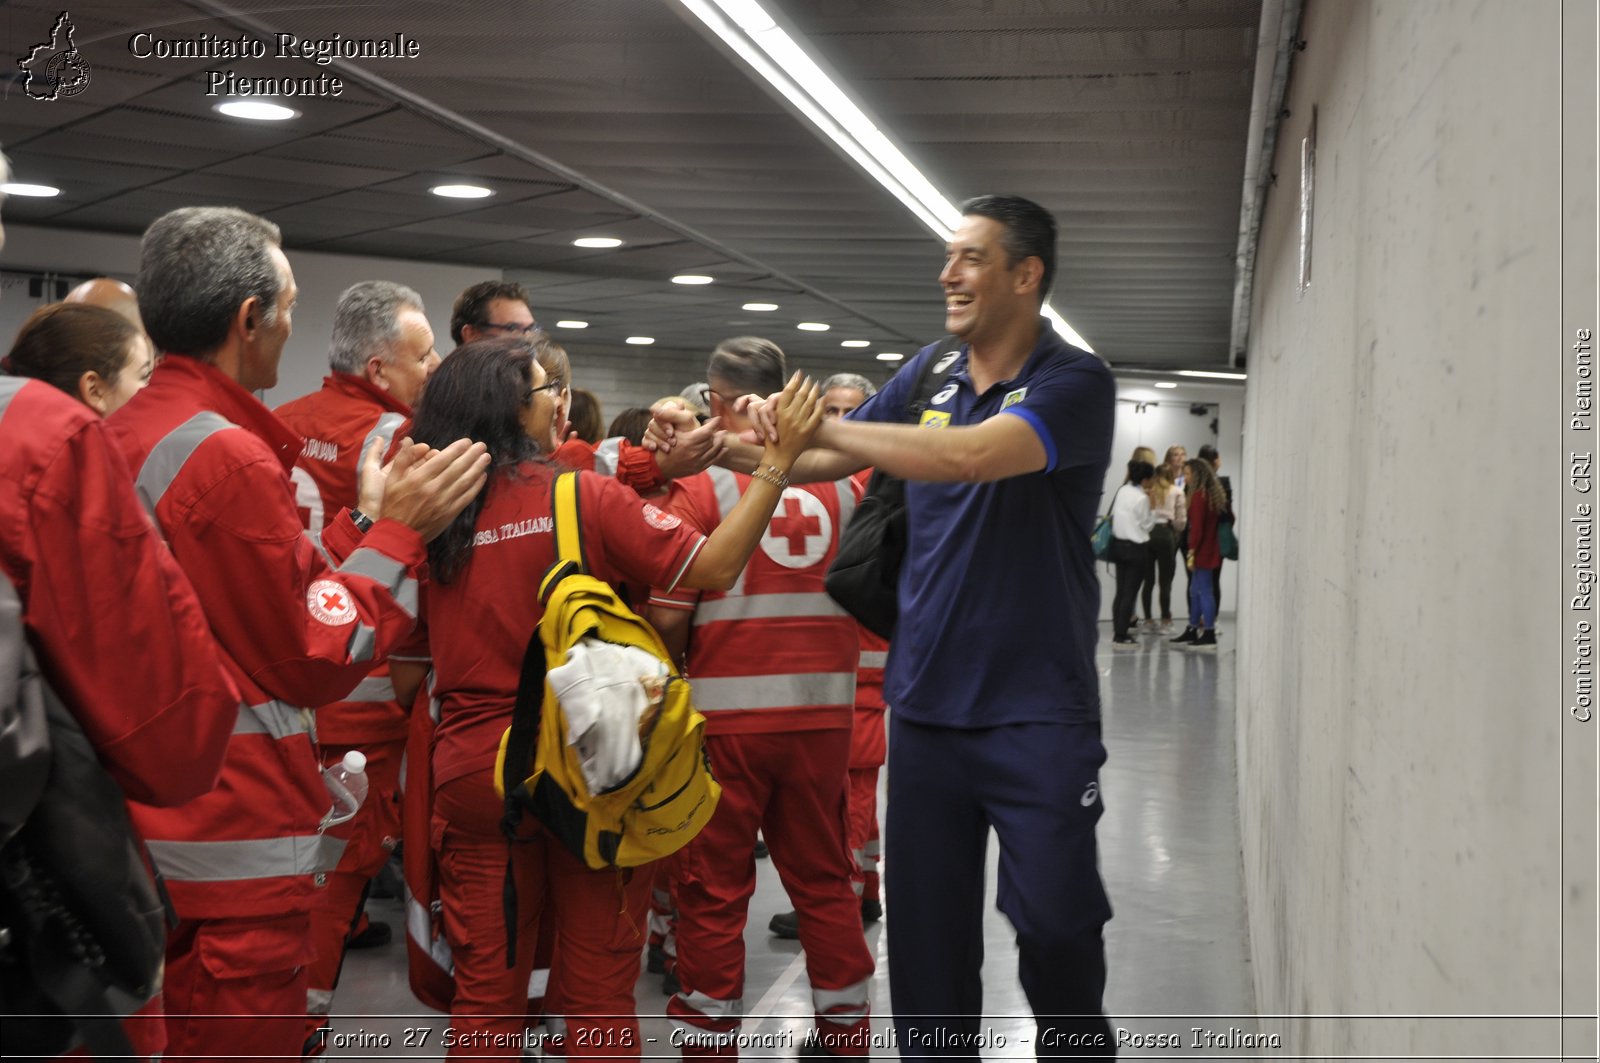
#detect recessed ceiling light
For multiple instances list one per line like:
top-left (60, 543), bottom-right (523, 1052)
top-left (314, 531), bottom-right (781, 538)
top-left (573, 237), bottom-right (623, 248)
top-left (1154, 382), bottom-right (1178, 389)
top-left (430, 184), bottom-right (494, 199)
top-left (1176, 370), bottom-right (1248, 380)
top-left (742, 302), bottom-right (779, 312)
top-left (626, 336), bottom-right (656, 345)
top-left (840, 340), bottom-right (871, 348)
top-left (876, 352), bottom-right (904, 362)
top-left (556, 320), bottom-right (589, 329)
top-left (671, 275), bottom-right (714, 285)
top-left (797, 322), bottom-right (830, 332)
top-left (0, 182), bottom-right (60, 198)
top-left (215, 100), bottom-right (298, 121)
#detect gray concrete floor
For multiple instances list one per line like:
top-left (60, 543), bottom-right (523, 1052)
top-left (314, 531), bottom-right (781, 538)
top-left (328, 614), bottom-right (1255, 1059)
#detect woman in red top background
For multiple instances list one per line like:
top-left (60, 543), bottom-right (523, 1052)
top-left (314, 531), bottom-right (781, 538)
top-left (1173, 457), bottom-right (1228, 650)
top-left (408, 338), bottom-right (822, 1059)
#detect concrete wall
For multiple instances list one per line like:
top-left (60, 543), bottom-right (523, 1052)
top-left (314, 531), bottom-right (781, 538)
top-left (1237, 0), bottom-right (1567, 1055)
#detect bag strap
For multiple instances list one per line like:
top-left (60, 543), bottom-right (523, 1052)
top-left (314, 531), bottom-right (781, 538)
top-left (904, 335), bottom-right (963, 421)
top-left (500, 471), bottom-right (588, 966)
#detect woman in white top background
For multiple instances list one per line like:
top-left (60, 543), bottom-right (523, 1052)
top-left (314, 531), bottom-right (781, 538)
top-left (1109, 459), bottom-right (1158, 647)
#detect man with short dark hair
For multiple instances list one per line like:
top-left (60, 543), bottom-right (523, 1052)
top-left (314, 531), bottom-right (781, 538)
top-left (273, 279), bottom-right (442, 1048)
top-left (449, 279), bottom-right (539, 346)
top-left (108, 206), bottom-right (489, 1061)
top-left (730, 195), bottom-right (1117, 1057)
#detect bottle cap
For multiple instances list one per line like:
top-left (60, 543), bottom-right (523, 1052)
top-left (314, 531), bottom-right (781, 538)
top-left (341, 750), bottom-right (367, 774)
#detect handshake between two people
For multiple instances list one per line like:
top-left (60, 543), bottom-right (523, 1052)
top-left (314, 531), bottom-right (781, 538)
top-left (645, 371), bottom-right (825, 468)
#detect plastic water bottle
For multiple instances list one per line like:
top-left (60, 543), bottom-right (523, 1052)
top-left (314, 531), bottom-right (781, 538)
top-left (319, 750), bottom-right (368, 832)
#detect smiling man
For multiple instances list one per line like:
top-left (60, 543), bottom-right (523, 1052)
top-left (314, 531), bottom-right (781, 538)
top-left (726, 194), bottom-right (1117, 1058)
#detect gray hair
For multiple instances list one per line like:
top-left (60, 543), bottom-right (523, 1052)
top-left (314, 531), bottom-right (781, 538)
top-left (329, 280), bottom-right (425, 374)
top-left (138, 206), bottom-right (283, 359)
top-left (821, 372), bottom-right (876, 399)
top-left (706, 336), bottom-right (786, 398)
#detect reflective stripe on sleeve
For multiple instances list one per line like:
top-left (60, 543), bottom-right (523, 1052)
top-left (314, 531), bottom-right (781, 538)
top-left (339, 547), bottom-right (418, 618)
top-left (344, 675), bottom-right (397, 703)
top-left (146, 834), bottom-right (347, 883)
top-left (858, 650), bottom-right (888, 669)
top-left (232, 699), bottom-right (314, 740)
top-left (813, 979), bottom-right (871, 1024)
top-left (689, 672), bottom-right (855, 712)
top-left (663, 535), bottom-right (707, 596)
top-left (346, 623), bottom-right (378, 664)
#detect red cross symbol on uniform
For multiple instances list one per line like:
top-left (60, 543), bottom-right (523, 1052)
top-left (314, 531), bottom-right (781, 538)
top-left (320, 590), bottom-right (346, 613)
top-left (768, 496), bottom-right (821, 555)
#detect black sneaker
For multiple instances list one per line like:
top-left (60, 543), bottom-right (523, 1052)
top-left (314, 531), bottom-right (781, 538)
top-left (661, 966), bottom-right (681, 996)
top-left (768, 909), bottom-right (800, 939)
top-left (754, 838), bottom-right (770, 859)
top-left (646, 943), bottom-right (667, 974)
top-left (860, 898), bottom-right (882, 924)
top-left (1170, 626), bottom-right (1198, 644)
top-left (1190, 630), bottom-right (1218, 650)
top-left (346, 919), bottom-right (392, 950)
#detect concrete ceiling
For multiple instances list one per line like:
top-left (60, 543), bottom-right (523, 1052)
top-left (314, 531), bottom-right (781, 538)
top-left (1, 0), bottom-right (1262, 371)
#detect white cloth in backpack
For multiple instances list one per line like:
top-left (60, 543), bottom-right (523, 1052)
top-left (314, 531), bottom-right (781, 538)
top-left (547, 637), bottom-right (668, 793)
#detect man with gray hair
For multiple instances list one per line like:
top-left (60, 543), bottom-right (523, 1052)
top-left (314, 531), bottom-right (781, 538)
top-left (107, 207), bottom-right (488, 1060)
top-left (820, 372), bottom-right (877, 420)
top-left (273, 279), bottom-right (441, 1048)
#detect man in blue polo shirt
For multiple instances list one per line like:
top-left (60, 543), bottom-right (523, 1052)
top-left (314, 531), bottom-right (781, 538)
top-left (726, 194), bottom-right (1116, 1058)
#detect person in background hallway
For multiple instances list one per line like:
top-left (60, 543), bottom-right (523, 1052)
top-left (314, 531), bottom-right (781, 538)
top-left (1195, 444), bottom-right (1233, 614)
top-left (1125, 447), bottom-right (1157, 628)
top-left (410, 338), bottom-right (824, 1060)
top-left (273, 280), bottom-right (444, 1052)
top-left (450, 280), bottom-right (540, 347)
top-left (3, 303), bottom-right (155, 416)
top-left (109, 205), bottom-right (489, 1063)
top-left (701, 193), bottom-right (1118, 1058)
top-left (1109, 460), bottom-right (1156, 647)
top-left (567, 388), bottom-right (603, 445)
top-left (1171, 457), bottom-right (1225, 651)
top-left (769, 370), bottom-right (888, 941)
top-left (1144, 460), bottom-right (1186, 629)
top-left (63, 276), bottom-right (145, 330)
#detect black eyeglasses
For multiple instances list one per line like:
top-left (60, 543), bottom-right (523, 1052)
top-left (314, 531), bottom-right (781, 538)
top-left (480, 321), bottom-right (543, 338)
top-left (523, 379), bottom-right (564, 402)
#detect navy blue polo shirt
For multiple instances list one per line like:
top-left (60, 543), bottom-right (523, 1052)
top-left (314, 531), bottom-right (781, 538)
top-left (849, 320), bottom-right (1114, 727)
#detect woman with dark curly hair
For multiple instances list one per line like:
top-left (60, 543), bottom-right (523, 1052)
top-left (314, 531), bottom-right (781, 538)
top-left (1172, 457), bottom-right (1227, 650)
top-left (408, 336), bottom-right (824, 1060)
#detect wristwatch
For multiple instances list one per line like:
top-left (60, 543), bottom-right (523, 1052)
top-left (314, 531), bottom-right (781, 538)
top-left (348, 507), bottom-right (375, 533)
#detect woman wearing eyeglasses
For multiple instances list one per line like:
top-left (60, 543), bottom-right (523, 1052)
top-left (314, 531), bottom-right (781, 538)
top-left (407, 337), bottom-right (825, 1059)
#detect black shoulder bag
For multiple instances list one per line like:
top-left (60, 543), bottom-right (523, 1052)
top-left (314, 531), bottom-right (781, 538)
top-left (823, 337), bottom-right (963, 638)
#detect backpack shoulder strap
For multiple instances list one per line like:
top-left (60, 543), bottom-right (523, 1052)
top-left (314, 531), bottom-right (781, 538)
top-left (905, 335), bottom-right (963, 420)
top-left (539, 471), bottom-right (587, 604)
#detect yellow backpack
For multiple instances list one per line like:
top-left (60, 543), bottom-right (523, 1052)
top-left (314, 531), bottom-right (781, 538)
top-left (495, 471), bottom-right (720, 876)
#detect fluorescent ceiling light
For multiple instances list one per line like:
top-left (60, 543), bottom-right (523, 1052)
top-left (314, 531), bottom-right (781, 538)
top-left (742, 302), bottom-right (779, 311)
top-left (215, 100), bottom-right (297, 121)
top-left (573, 236), bottom-right (623, 248)
top-left (555, 320), bottom-right (589, 329)
top-left (626, 336), bottom-right (656, 345)
top-left (841, 340), bottom-right (871, 348)
top-left (876, 352), bottom-right (903, 362)
top-left (0, 182), bottom-right (60, 198)
top-left (797, 322), bottom-right (830, 332)
top-left (680, 0), bottom-right (1092, 353)
top-left (672, 274), bottom-right (715, 285)
top-left (1154, 382), bottom-right (1178, 389)
top-left (431, 184), bottom-right (493, 199)
top-left (1177, 370), bottom-right (1248, 381)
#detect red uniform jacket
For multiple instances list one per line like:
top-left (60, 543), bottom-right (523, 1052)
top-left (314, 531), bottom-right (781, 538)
top-left (651, 467), bottom-right (861, 735)
top-left (107, 357), bottom-right (427, 919)
top-left (274, 373), bottom-right (415, 745)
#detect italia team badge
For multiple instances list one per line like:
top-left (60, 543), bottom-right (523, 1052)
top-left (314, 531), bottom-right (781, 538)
top-left (307, 579), bottom-right (358, 626)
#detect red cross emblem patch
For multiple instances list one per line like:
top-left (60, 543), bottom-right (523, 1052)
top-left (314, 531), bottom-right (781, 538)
top-left (307, 579), bottom-right (358, 627)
